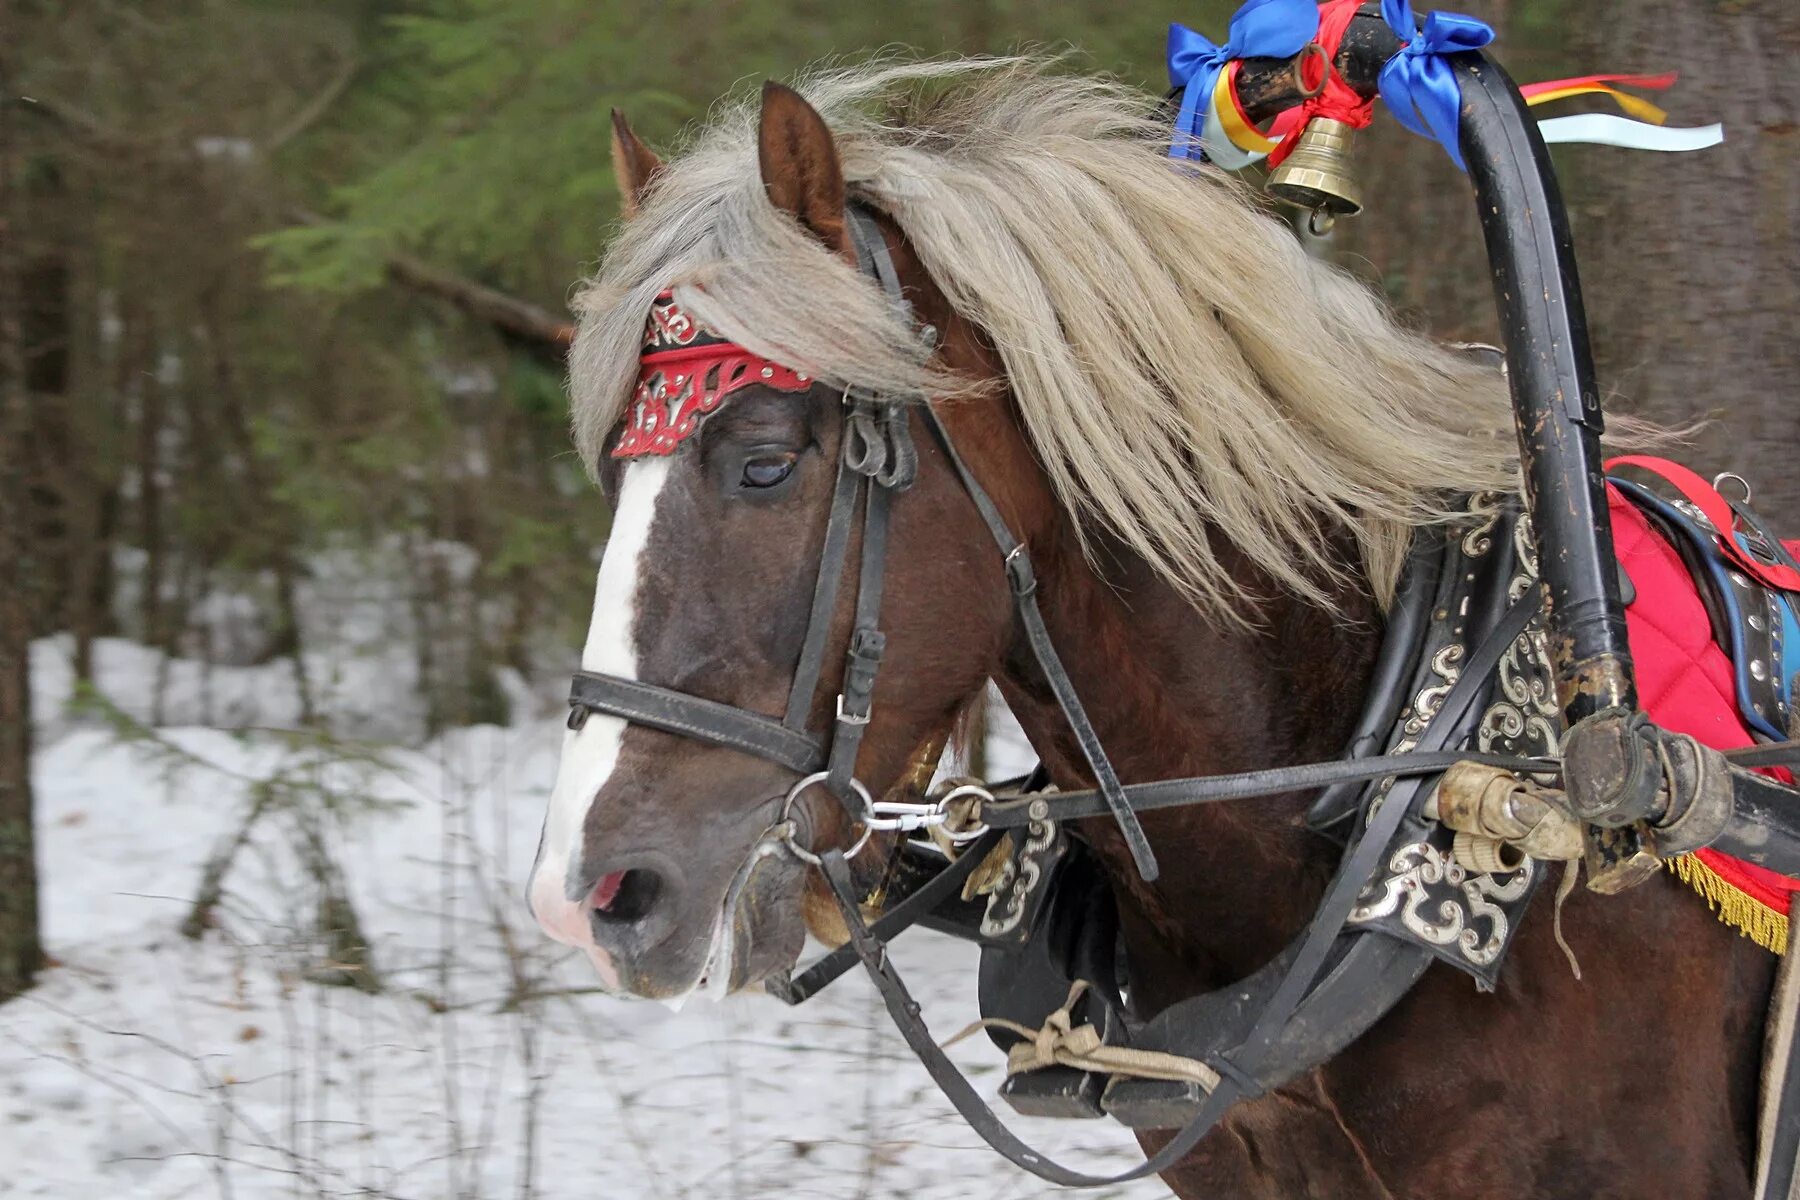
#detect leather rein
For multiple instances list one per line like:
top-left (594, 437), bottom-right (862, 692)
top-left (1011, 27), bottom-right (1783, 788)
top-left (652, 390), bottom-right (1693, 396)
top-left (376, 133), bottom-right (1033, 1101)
top-left (564, 204), bottom-right (1800, 1186)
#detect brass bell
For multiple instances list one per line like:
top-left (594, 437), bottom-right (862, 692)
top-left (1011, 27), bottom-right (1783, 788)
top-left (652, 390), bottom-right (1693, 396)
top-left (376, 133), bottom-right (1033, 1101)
top-left (1266, 117), bottom-right (1364, 230)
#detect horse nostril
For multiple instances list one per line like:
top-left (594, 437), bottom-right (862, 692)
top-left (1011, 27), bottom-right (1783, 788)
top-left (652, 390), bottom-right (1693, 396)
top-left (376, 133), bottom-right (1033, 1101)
top-left (589, 868), bottom-right (663, 925)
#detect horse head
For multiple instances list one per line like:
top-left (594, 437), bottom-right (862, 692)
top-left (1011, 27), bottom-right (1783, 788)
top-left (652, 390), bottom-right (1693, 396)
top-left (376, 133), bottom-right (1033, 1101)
top-left (527, 83), bottom-right (1037, 1002)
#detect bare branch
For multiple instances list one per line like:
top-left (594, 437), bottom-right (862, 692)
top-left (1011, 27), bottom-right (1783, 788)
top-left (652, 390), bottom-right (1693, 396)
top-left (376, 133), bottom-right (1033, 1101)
top-left (263, 52), bottom-right (361, 155)
top-left (384, 249), bottom-right (575, 352)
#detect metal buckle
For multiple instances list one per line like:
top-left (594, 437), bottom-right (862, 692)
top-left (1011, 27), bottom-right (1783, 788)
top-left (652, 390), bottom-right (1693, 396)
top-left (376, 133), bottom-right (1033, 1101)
top-left (835, 693), bottom-right (871, 726)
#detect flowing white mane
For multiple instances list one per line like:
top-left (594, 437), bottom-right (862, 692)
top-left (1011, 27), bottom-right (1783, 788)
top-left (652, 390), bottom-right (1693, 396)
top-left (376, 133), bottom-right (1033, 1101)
top-left (568, 57), bottom-right (1519, 614)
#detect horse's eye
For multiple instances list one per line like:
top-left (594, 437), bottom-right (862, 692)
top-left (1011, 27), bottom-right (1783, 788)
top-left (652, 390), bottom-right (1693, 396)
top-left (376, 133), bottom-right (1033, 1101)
top-left (741, 454), bottom-right (796, 489)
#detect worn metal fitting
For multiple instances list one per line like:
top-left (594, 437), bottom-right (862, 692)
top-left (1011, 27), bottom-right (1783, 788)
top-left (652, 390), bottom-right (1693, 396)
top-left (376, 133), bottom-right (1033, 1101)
top-left (1649, 732), bottom-right (1734, 857)
top-left (931, 780), bottom-right (994, 844)
top-left (1452, 830), bottom-right (1525, 875)
top-left (1435, 760), bottom-right (1584, 864)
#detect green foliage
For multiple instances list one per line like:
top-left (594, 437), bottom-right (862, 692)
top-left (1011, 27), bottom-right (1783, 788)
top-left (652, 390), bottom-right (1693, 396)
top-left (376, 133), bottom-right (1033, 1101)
top-left (254, 223), bottom-right (394, 294)
top-left (275, 0), bottom-right (1236, 306)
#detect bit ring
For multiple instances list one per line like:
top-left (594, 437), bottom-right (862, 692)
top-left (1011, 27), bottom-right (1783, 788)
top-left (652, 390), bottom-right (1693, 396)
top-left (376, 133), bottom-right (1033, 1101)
top-left (781, 772), bottom-right (876, 866)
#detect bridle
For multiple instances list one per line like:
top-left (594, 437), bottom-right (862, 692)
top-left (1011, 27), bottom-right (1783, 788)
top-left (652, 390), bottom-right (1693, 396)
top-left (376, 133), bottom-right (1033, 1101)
top-left (563, 203), bottom-right (1800, 1187)
top-left (567, 204), bottom-right (1161, 879)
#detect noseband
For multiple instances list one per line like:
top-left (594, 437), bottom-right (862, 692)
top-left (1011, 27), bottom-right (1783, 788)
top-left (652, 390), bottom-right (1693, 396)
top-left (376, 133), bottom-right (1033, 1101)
top-left (565, 204), bottom-right (1162, 878)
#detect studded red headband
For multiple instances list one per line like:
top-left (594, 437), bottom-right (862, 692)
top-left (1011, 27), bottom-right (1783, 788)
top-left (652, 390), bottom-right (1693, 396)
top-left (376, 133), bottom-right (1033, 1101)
top-left (613, 291), bottom-right (813, 458)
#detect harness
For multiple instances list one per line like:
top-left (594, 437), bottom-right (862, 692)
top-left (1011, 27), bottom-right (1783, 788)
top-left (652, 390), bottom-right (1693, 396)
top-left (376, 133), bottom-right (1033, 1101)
top-left (565, 198), bottom-right (1800, 1186)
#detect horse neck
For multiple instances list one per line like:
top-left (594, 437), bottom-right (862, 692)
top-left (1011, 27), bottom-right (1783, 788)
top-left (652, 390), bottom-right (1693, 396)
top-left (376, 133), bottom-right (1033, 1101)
top-left (992, 519), bottom-right (1385, 1011)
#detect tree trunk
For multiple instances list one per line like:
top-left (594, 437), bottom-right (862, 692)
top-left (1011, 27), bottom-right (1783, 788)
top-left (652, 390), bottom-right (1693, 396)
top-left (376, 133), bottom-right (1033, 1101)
top-left (1331, 1), bottom-right (1798, 530)
top-left (1568, 0), bottom-right (1800, 530)
top-left (0, 52), bottom-right (45, 1003)
top-left (200, 296), bottom-right (316, 721)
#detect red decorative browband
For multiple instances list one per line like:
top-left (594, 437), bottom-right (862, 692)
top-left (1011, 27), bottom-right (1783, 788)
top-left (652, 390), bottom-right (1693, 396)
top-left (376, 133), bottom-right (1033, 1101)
top-left (613, 291), bottom-right (813, 458)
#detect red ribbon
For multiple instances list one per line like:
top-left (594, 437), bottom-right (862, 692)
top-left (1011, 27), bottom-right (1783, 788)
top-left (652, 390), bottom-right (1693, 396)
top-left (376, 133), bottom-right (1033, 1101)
top-left (1266, 0), bottom-right (1376, 168)
top-left (1518, 72), bottom-right (1678, 101)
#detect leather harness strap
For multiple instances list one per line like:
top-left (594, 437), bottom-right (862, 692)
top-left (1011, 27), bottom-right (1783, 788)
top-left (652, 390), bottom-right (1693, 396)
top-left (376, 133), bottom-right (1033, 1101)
top-left (567, 671), bottom-right (823, 774)
top-left (979, 747), bottom-right (1556, 828)
top-left (913, 402), bottom-right (1161, 880)
top-left (767, 827), bottom-right (1005, 1006)
top-left (782, 443), bottom-right (860, 731)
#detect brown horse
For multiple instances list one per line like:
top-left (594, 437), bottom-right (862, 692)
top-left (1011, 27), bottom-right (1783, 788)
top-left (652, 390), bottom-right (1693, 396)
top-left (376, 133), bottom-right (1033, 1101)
top-left (527, 61), bottom-right (1775, 1197)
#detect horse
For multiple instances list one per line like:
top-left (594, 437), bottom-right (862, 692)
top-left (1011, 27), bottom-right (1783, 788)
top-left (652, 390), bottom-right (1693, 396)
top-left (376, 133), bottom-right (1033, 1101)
top-left (526, 60), bottom-right (1776, 1197)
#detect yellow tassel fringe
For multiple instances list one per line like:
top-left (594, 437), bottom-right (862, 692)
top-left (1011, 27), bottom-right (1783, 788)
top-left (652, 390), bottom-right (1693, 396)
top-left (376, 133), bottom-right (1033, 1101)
top-left (1667, 855), bottom-right (1789, 954)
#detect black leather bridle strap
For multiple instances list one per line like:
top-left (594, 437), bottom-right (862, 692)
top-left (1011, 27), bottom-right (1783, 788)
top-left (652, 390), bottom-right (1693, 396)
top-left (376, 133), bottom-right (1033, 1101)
top-left (914, 402), bottom-right (1161, 881)
top-left (568, 672), bottom-right (824, 774)
top-left (826, 458), bottom-right (893, 796)
top-left (848, 204), bottom-right (902, 304)
top-left (822, 847), bottom-right (1235, 1185)
top-left (1729, 742), bottom-right (1800, 769)
top-left (783, 447), bottom-right (862, 730)
top-left (768, 829), bottom-right (1004, 1006)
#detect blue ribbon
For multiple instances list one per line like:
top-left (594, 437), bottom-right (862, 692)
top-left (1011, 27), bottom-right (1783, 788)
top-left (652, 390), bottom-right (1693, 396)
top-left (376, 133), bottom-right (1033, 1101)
top-left (1167, 0), bottom-right (1319, 161)
top-left (1377, 0), bottom-right (1495, 170)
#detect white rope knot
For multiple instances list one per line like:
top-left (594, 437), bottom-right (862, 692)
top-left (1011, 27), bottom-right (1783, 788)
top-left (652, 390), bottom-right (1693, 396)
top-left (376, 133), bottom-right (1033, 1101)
top-left (943, 982), bottom-right (1223, 1092)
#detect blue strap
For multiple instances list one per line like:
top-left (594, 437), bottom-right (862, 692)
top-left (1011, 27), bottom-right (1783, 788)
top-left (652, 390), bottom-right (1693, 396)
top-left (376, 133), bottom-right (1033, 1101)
top-left (1612, 478), bottom-right (1789, 743)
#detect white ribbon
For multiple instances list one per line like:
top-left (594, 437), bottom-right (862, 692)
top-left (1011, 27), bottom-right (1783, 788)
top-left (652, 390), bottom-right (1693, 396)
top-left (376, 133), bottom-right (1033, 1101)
top-left (1537, 113), bottom-right (1724, 153)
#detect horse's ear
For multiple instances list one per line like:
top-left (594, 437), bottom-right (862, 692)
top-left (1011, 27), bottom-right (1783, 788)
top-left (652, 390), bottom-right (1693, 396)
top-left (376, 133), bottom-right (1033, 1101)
top-left (611, 109), bottom-right (664, 218)
top-left (757, 81), bottom-right (851, 259)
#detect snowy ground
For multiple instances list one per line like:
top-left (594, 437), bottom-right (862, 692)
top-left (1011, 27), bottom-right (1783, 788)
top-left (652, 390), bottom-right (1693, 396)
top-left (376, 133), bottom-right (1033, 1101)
top-left (2, 637), bottom-right (1171, 1200)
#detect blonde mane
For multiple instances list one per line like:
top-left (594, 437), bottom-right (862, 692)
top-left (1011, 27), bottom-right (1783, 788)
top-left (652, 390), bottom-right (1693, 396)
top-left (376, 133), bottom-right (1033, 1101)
top-left (569, 57), bottom-right (1518, 615)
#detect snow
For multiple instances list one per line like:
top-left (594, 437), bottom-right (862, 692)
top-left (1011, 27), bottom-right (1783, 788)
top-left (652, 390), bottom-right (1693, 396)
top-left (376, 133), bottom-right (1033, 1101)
top-left (3, 637), bottom-right (1170, 1199)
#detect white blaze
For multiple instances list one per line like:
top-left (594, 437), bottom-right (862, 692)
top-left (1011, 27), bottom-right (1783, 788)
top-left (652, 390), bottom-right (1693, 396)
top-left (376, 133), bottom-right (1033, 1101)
top-left (528, 456), bottom-right (673, 984)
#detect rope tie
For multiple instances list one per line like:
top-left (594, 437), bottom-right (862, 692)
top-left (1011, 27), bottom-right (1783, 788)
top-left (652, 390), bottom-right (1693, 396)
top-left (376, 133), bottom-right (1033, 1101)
top-left (943, 982), bottom-right (1224, 1091)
